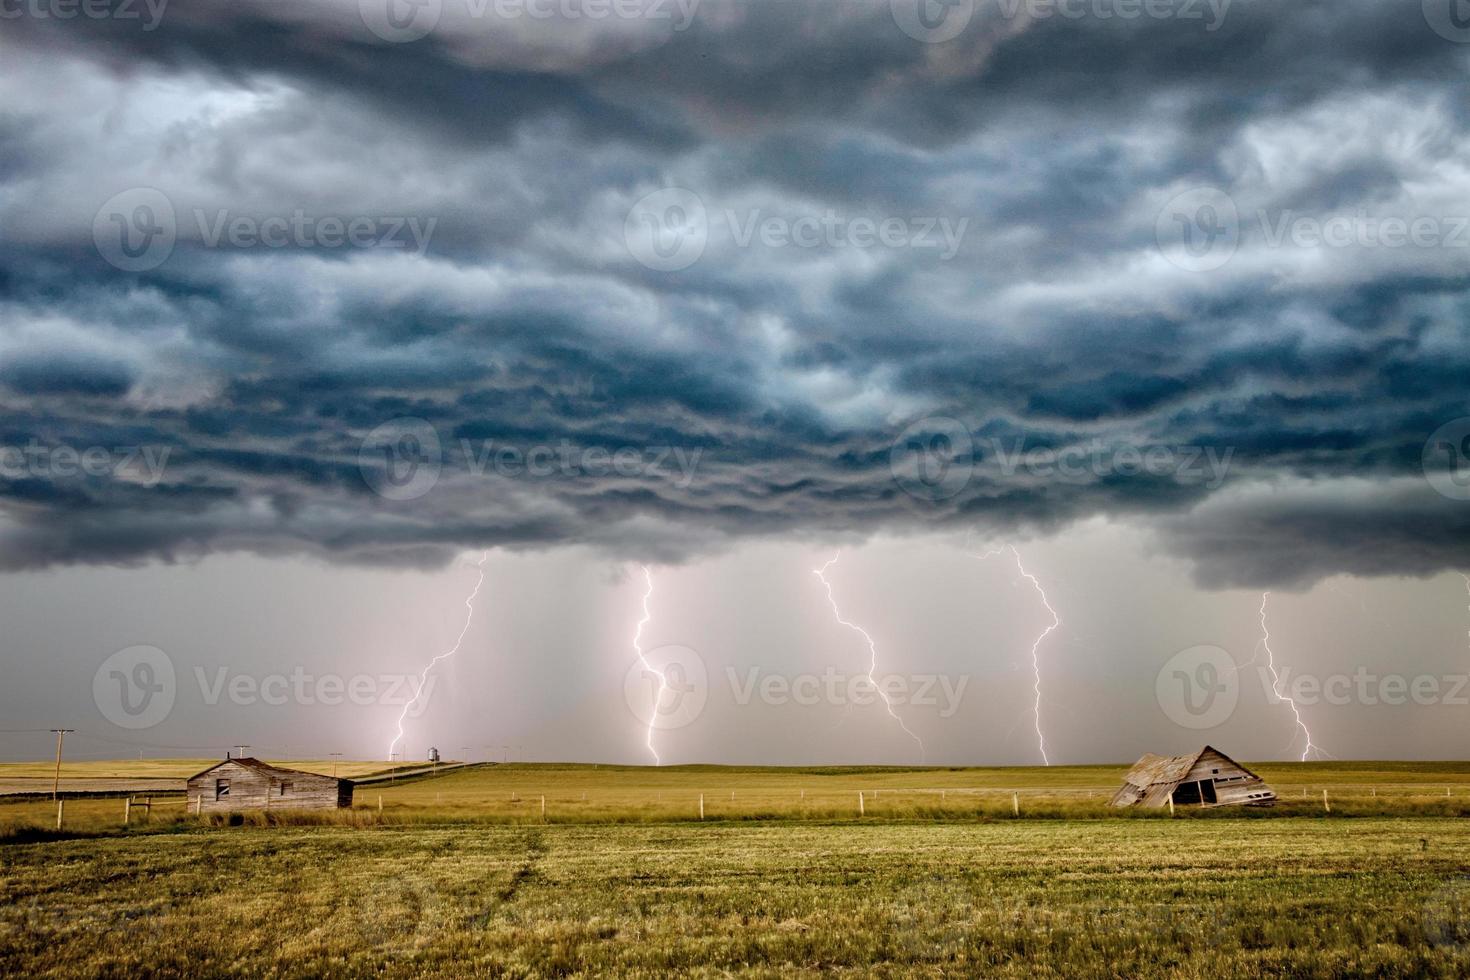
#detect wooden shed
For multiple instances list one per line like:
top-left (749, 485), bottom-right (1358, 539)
top-left (186, 758), bottom-right (353, 813)
top-left (1111, 745), bottom-right (1276, 809)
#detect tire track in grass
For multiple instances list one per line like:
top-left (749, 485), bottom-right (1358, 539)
top-left (470, 830), bottom-right (547, 928)
top-left (498, 830), bottom-right (547, 903)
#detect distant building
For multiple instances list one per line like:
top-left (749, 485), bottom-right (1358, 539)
top-left (1111, 745), bottom-right (1277, 808)
top-left (428, 747), bottom-right (440, 764)
top-left (186, 758), bottom-right (353, 813)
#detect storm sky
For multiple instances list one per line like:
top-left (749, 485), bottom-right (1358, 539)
top-left (1, 0), bottom-right (1469, 764)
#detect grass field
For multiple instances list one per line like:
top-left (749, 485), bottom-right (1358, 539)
top-left (5, 819), bottom-right (1470, 976)
top-left (4, 762), bottom-right (1470, 976)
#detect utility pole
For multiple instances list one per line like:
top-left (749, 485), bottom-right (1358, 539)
top-left (232, 744), bottom-right (251, 759)
top-left (329, 753), bottom-right (343, 779)
top-left (49, 729), bottom-right (73, 800)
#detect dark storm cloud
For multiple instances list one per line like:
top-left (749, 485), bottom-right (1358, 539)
top-left (0, 353), bottom-right (135, 397)
top-left (1154, 479), bottom-right (1470, 591)
top-left (0, 0), bottom-right (1467, 586)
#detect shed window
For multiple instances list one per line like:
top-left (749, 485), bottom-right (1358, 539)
top-left (279, 781), bottom-right (291, 796)
top-left (215, 779), bottom-right (230, 800)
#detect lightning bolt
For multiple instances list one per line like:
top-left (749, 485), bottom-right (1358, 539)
top-left (631, 564), bottom-right (666, 766)
top-left (1257, 591), bottom-right (1321, 762)
top-left (812, 552), bottom-right (925, 762)
top-left (387, 551), bottom-right (489, 761)
top-left (976, 545), bottom-right (1057, 766)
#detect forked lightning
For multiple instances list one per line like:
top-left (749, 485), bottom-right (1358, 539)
top-left (1258, 591), bottom-right (1323, 762)
top-left (976, 545), bottom-right (1058, 766)
top-left (813, 552), bottom-right (926, 761)
top-left (387, 551), bottom-right (490, 761)
top-left (631, 565), bottom-right (668, 766)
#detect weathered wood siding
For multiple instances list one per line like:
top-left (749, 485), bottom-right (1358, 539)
top-left (185, 760), bottom-right (352, 813)
top-left (1182, 747), bottom-right (1251, 784)
top-left (1180, 748), bottom-right (1276, 806)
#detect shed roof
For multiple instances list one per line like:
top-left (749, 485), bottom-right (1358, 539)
top-left (187, 757), bottom-right (346, 783)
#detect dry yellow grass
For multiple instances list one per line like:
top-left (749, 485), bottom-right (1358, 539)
top-left (5, 762), bottom-right (1470, 975)
top-left (4, 819), bottom-right (1470, 976)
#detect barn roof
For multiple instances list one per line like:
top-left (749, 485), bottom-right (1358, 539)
top-left (187, 757), bottom-right (346, 783)
top-left (1120, 749), bottom-right (1206, 789)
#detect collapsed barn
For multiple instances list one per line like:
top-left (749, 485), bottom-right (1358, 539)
top-left (1111, 745), bottom-right (1277, 809)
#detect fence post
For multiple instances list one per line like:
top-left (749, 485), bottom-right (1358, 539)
top-left (858, 791), bottom-right (865, 816)
top-left (541, 796), bottom-right (546, 822)
top-left (1168, 797), bottom-right (1175, 817)
top-left (1013, 793), bottom-right (1019, 817)
top-left (699, 794), bottom-right (704, 820)
top-left (124, 797), bottom-right (131, 826)
top-left (56, 799), bottom-right (64, 831)
top-left (377, 795), bottom-right (383, 814)
top-left (1322, 789), bottom-right (1330, 814)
